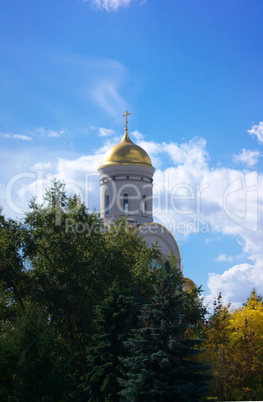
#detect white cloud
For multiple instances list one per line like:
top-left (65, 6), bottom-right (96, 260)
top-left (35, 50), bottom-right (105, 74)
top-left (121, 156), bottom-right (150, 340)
top-left (17, 177), bottom-right (50, 205)
top-left (248, 121), bottom-right (263, 144)
top-left (54, 55), bottom-right (128, 118)
top-left (85, 0), bottom-right (132, 11)
top-left (137, 140), bottom-right (163, 167)
top-left (32, 162), bottom-right (52, 170)
top-left (233, 148), bottom-right (261, 166)
top-left (215, 254), bottom-right (234, 263)
top-left (81, 57), bottom-right (128, 117)
top-left (98, 127), bottom-right (115, 137)
top-left (165, 138), bottom-right (209, 167)
top-left (206, 262), bottom-right (263, 310)
top-left (0, 132), bottom-right (32, 141)
top-left (152, 153), bottom-right (261, 239)
top-left (37, 127), bottom-right (65, 138)
top-left (13, 134), bottom-right (32, 141)
top-left (11, 153), bottom-right (104, 215)
top-left (97, 135), bottom-right (123, 154)
top-left (131, 130), bottom-right (144, 140)
top-left (140, 138), bottom-right (263, 309)
top-left (90, 79), bottom-right (127, 118)
top-left (137, 137), bottom-right (209, 169)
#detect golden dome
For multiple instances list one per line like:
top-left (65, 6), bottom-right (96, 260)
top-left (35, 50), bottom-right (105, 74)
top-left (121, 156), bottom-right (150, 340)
top-left (100, 129), bottom-right (152, 168)
top-left (184, 278), bottom-right (196, 291)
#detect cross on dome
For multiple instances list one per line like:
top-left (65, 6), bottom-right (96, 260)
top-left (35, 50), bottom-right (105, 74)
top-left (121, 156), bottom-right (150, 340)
top-left (122, 110), bottom-right (131, 133)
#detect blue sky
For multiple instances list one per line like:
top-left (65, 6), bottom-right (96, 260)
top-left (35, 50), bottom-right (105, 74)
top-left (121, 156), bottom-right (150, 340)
top-left (1, 0), bottom-right (263, 309)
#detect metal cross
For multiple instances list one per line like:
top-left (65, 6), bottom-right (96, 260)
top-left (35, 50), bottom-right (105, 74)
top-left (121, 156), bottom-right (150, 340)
top-left (123, 110), bottom-right (131, 131)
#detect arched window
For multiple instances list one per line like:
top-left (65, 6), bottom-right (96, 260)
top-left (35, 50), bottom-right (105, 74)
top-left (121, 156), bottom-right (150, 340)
top-left (123, 193), bottom-right (129, 214)
top-left (105, 194), bottom-right (110, 215)
top-left (142, 194), bottom-right (147, 216)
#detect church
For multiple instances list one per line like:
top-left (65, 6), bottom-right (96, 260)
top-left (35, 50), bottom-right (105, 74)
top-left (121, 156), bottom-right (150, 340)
top-left (98, 112), bottom-right (195, 291)
top-left (98, 111), bottom-right (185, 266)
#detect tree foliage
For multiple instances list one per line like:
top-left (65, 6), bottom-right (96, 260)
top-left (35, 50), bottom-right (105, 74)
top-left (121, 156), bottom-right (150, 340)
top-left (0, 180), bottom-right (212, 402)
top-left (0, 181), bottom-right (171, 399)
top-left (0, 303), bottom-right (67, 401)
top-left (119, 262), bottom-right (210, 402)
top-left (0, 210), bottom-right (28, 326)
top-left (3, 181), bottom-right (263, 401)
top-left (82, 282), bottom-right (135, 401)
top-left (203, 291), bottom-right (263, 401)
top-left (227, 292), bottom-right (263, 401)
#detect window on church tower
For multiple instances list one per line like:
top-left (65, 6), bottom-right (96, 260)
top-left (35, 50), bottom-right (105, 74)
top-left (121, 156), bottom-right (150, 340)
top-left (142, 194), bottom-right (147, 216)
top-left (105, 194), bottom-right (110, 215)
top-left (123, 193), bottom-right (129, 214)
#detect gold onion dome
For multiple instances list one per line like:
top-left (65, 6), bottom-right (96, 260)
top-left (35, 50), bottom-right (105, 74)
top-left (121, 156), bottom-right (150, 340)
top-left (184, 278), bottom-right (196, 291)
top-left (100, 128), bottom-right (153, 167)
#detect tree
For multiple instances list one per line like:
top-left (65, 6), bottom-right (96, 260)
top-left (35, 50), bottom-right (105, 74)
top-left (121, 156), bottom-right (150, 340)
top-left (181, 284), bottom-right (207, 328)
top-left (23, 182), bottom-right (160, 345)
top-left (82, 282), bottom-right (135, 401)
top-left (203, 291), bottom-right (263, 401)
top-left (202, 293), bottom-right (232, 401)
top-left (119, 262), bottom-right (210, 401)
top-left (20, 181), bottom-right (161, 393)
top-left (0, 303), bottom-right (67, 401)
top-left (2, 181), bottom-right (201, 400)
top-left (227, 291), bottom-right (263, 401)
top-left (103, 218), bottom-right (162, 300)
top-left (0, 210), bottom-right (29, 332)
top-left (21, 180), bottom-right (114, 392)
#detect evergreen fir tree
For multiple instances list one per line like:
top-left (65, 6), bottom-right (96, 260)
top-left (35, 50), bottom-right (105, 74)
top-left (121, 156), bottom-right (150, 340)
top-left (119, 261), bottom-right (210, 402)
top-left (0, 303), bottom-right (67, 401)
top-left (82, 282), bottom-right (135, 401)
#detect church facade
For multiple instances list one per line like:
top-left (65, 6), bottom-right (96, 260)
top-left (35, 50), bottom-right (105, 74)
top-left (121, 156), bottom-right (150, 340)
top-left (98, 112), bottom-right (181, 269)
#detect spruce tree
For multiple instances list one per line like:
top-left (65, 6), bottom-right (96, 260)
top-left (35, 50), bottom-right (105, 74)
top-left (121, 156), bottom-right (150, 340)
top-left (0, 303), bottom-right (67, 401)
top-left (82, 282), bottom-right (135, 401)
top-left (119, 261), bottom-right (210, 402)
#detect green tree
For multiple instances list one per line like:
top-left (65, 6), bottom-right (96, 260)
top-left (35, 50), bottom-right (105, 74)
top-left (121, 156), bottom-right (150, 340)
top-left (0, 210), bottom-right (29, 332)
top-left (119, 262), bottom-right (210, 401)
top-left (22, 181), bottom-right (110, 392)
top-left (103, 218), bottom-right (162, 300)
top-left (202, 293), bottom-right (232, 401)
top-left (21, 181), bottom-right (161, 393)
top-left (0, 303), bottom-right (67, 401)
top-left (1, 181), bottom-right (189, 399)
top-left (82, 282), bottom-right (135, 401)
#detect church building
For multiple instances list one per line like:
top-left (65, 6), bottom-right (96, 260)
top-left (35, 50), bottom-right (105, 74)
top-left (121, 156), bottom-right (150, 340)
top-left (98, 111), bottom-right (181, 269)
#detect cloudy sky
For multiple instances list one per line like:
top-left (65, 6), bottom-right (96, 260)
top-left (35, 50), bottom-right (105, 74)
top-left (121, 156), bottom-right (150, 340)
top-left (1, 0), bottom-right (263, 309)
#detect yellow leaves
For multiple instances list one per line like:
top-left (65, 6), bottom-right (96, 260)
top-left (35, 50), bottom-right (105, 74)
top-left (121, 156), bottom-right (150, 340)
top-left (229, 294), bottom-right (263, 348)
top-left (203, 292), bottom-right (263, 400)
top-left (247, 292), bottom-right (263, 310)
